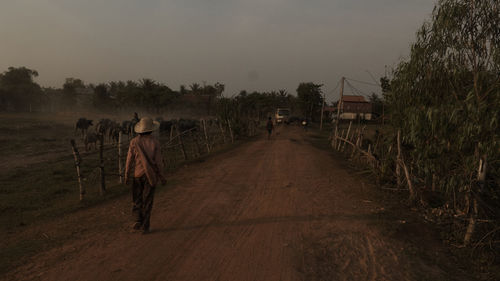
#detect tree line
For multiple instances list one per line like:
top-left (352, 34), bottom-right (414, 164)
top-left (0, 67), bottom-right (327, 121)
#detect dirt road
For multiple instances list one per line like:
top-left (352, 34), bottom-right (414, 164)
top-left (4, 126), bottom-right (469, 281)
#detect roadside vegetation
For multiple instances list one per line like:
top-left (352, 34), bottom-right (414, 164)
top-left (386, 0), bottom-right (499, 251)
top-left (325, 0), bottom-right (499, 277)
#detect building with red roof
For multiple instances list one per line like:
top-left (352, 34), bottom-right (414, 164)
top-left (337, 95), bottom-right (372, 120)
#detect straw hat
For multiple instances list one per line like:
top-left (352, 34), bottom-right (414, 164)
top-left (134, 117), bottom-right (160, 133)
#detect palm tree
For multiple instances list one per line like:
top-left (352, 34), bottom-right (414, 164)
top-left (189, 83), bottom-right (201, 95)
top-left (278, 89), bottom-right (288, 97)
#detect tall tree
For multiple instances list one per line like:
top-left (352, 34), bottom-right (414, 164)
top-left (214, 82), bottom-right (225, 97)
top-left (190, 83), bottom-right (201, 95)
top-left (62, 78), bottom-right (85, 107)
top-left (296, 82), bottom-right (323, 121)
top-left (0, 67), bottom-right (42, 111)
top-left (92, 83), bottom-right (113, 109)
top-left (179, 85), bottom-right (188, 95)
top-left (369, 93), bottom-right (384, 117)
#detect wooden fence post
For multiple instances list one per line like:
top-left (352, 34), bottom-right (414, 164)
top-left (118, 131), bottom-right (123, 184)
top-left (397, 130), bottom-right (415, 201)
top-left (202, 119), bottom-right (211, 153)
top-left (354, 128), bottom-right (360, 155)
top-left (332, 126), bottom-right (338, 148)
top-left (218, 120), bottom-right (226, 144)
top-left (342, 121), bottom-right (352, 152)
top-left (227, 119), bottom-right (234, 143)
top-left (169, 124), bottom-right (175, 141)
top-left (396, 130), bottom-right (402, 187)
top-left (191, 130), bottom-right (202, 157)
top-left (367, 144), bottom-right (372, 164)
top-left (352, 129), bottom-right (360, 158)
top-left (99, 134), bottom-right (106, 195)
top-left (177, 128), bottom-right (188, 160)
top-left (337, 129), bottom-right (345, 151)
top-left (70, 139), bottom-right (85, 201)
top-left (464, 155), bottom-right (487, 246)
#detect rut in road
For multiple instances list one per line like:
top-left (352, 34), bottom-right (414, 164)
top-left (6, 126), bottom-right (464, 281)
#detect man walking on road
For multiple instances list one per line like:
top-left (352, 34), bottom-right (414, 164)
top-left (124, 117), bottom-right (166, 234)
top-left (266, 117), bottom-right (274, 140)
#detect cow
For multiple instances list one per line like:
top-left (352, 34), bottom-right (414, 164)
top-left (159, 120), bottom-right (175, 134)
top-left (121, 120), bottom-right (138, 140)
top-left (117, 113), bottom-right (141, 140)
top-left (84, 132), bottom-right (98, 151)
top-left (121, 120), bottom-right (132, 137)
top-left (108, 121), bottom-right (121, 145)
top-left (96, 118), bottom-right (112, 141)
top-left (177, 119), bottom-right (199, 132)
top-left (75, 118), bottom-right (93, 137)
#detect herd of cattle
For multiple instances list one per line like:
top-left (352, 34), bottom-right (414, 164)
top-left (75, 115), bottom-right (199, 150)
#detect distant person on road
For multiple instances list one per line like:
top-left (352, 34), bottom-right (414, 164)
top-left (266, 117), bottom-right (274, 140)
top-left (124, 117), bottom-right (166, 234)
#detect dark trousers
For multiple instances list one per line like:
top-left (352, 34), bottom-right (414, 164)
top-left (132, 176), bottom-right (156, 230)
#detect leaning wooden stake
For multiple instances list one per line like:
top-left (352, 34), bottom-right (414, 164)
top-left (337, 129), bottom-right (345, 151)
top-left (227, 119), bottom-right (234, 143)
top-left (99, 134), bottom-right (106, 195)
top-left (192, 130), bottom-right (202, 157)
top-left (464, 156), bottom-right (487, 246)
top-left (332, 126), bottom-right (338, 148)
top-left (218, 120), bottom-right (226, 144)
top-left (118, 131), bottom-right (123, 184)
top-left (342, 121), bottom-right (352, 152)
top-left (397, 130), bottom-right (415, 201)
top-left (351, 130), bottom-right (360, 158)
top-left (396, 131), bottom-right (402, 187)
top-left (202, 119), bottom-right (211, 153)
top-left (177, 128), bottom-right (188, 160)
top-left (70, 139), bottom-right (85, 201)
top-left (169, 124), bottom-right (175, 141)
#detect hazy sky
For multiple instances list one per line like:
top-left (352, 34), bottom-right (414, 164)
top-left (0, 0), bottom-right (436, 101)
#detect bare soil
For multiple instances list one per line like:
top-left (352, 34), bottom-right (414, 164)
top-left (2, 126), bottom-right (473, 281)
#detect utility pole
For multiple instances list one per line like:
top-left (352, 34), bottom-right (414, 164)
top-left (319, 91), bottom-right (326, 130)
top-left (336, 77), bottom-right (345, 123)
top-left (334, 77), bottom-right (345, 146)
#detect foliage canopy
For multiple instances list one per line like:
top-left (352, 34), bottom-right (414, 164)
top-left (386, 0), bottom-right (499, 210)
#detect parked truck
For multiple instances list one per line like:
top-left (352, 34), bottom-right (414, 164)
top-left (275, 107), bottom-right (291, 124)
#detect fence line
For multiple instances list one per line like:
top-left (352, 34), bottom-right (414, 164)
top-left (331, 121), bottom-right (492, 246)
top-left (70, 118), bottom-right (257, 201)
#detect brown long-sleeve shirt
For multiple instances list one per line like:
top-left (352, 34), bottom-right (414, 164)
top-left (124, 135), bottom-right (165, 186)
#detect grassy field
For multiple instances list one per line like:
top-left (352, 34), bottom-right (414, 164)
top-left (0, 113), bottom-right (125, 230)
top-left (0, 113), bottom-right (123, 274)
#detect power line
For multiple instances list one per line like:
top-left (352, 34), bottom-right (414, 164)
top-left (344, 77), bottom-right (380, 87)
top-left (326, 80), bottom-right (341, 96)
top-left (345, 80), bottom-right (362, 96)
top-left (344, 80), bottom-right (373, 99)
top-left (365, 70), bottom-right (381, 86)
